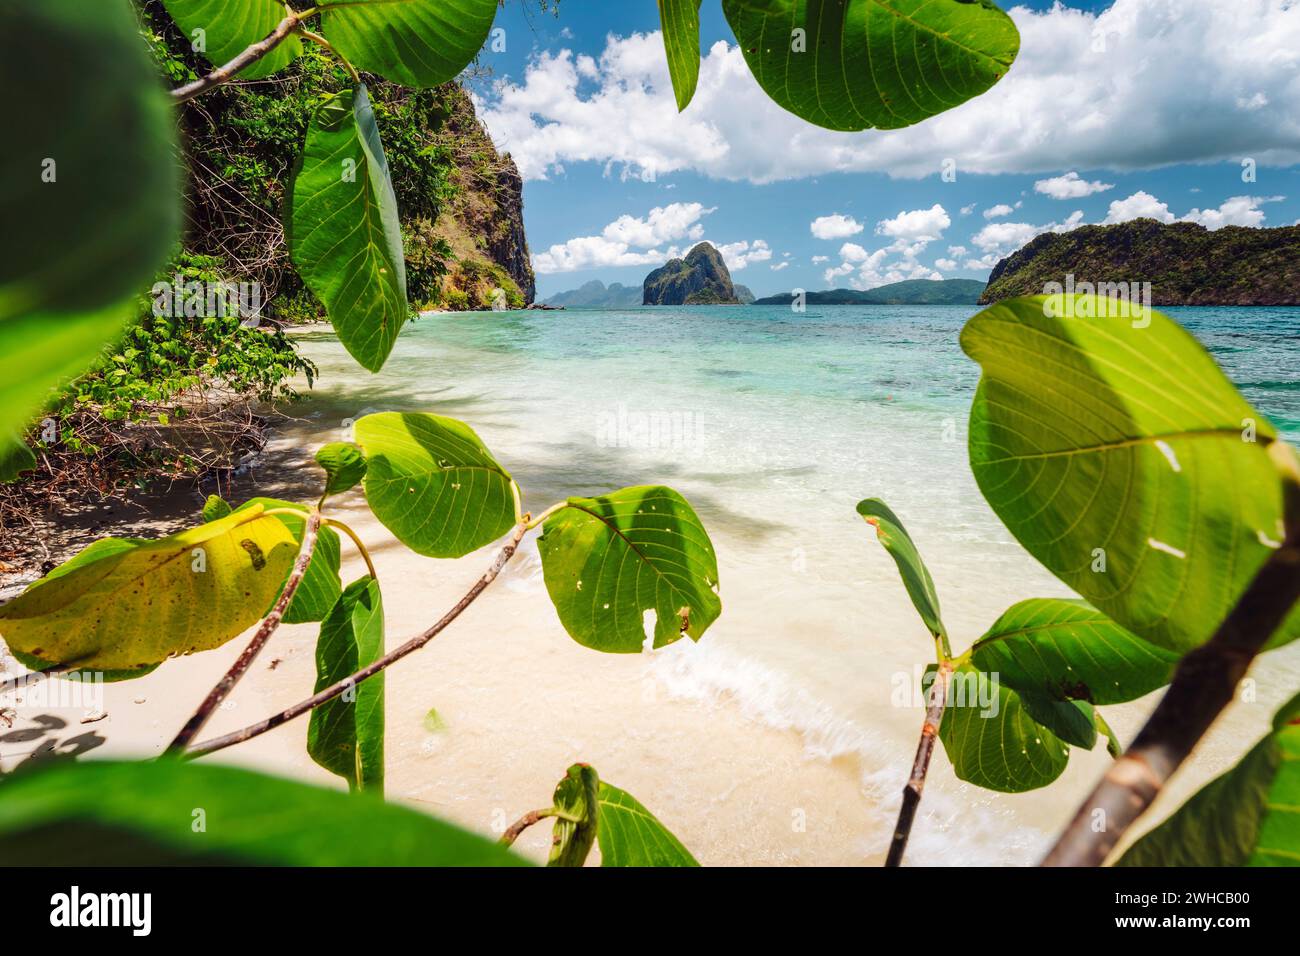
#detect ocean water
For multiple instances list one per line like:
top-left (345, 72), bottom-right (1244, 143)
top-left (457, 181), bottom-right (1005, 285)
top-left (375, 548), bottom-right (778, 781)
top-left (286, 303), bottom-right (1300, 864)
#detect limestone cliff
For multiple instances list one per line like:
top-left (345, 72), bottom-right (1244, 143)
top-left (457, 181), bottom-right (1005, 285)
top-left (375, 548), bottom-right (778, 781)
top-left (643, 243), bottom-right (740, 305)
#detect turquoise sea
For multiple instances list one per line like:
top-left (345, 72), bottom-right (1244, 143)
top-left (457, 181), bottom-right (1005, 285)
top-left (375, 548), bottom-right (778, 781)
top-left (290, 304), bottom-right (1300, 864)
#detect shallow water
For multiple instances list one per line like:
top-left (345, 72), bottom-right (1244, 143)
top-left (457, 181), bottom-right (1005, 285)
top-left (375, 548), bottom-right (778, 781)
top-left (284, 303), bottom-right (1300, 864)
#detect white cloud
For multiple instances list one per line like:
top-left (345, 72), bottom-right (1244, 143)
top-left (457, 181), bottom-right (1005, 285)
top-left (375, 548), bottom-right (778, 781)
top-left (811, 255), bottom-right (829, 264)
top-left (716, 239), bottom-right (772, 270)
top-left (1182, 194), bottom-right (1284, 229)
top-left (960, 204), bottom-right (977, 216)
top-left (1103, 190), bottom-right (1176, 224)
top-left (934, 258), bottom-right (959, 271)
top-left (1034, 171), bottom-right (1115, 199)
top-left (771, 261), bottom-right (789, 271)
top-left (478, 2), bottom-right (1300, 184)
top-left (840, 242), bottom-right (870, 263)
top-left (532, 202), bottom-right (712, 273)
top-left (983, 204), bottom-right (1015, 219)
top-left (972, 221), bottom-right (1042, 252)
top-left (876, 204), bottom-right (951, 243)
top-left (810, 214), bottom-right (865, 240)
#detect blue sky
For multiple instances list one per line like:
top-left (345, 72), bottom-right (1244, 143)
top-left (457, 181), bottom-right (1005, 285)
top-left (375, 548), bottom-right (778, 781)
top-left (465, 1), bottom-right (1300, 300)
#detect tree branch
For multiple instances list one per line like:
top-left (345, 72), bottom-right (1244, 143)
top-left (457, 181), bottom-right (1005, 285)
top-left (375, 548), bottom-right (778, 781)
top-left (181, 523), bottom-right (528, 759)
top-left (166, 509), bottom-right (322, 752)
top-left (170, 13), bottom-right (306, 104)
top-left (885, 658), bottom-right (951, 866)
top-left (1042, 445), bottom-right (1300, 866)
top-left (499, 808), bottom-right (558, 847)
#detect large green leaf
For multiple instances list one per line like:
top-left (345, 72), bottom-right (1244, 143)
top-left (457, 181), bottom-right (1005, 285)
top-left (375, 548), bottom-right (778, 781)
top-left (0, 0), bottom-right (179, 322)
top-left (288, 84), bottom-right (407, 373)
top-left (538, 486), bottom-right (722, 653)
top-left (354, 412), bottom-right (516, 558)
top-left (597, 782), bottom-right (699, 867)
top-left (1, 0), bottom-right (178, 439)
top-left (1117, 693), bottom-right (1300, 866)
top-left (969, 598), bottom-right (1178, 706)
top-left (221, 497), bottom-right (343, 625)
top-left (160, 0), bottom-right (302, 80)
top-left (0, 760), bottom-right (527, 866)
top-left (962, 296), bottom-right (1299, 654)
top-left (308, 578), bottom-right (386, 793)
top-left (857, 498), bottom-right (945, 640)
top-left (937, 663), bottom-right (1072, 793)
top-left (0, 506), bottom-right (298, 673)
top-left (548, 763), bottom-right (600, 868)
top-left (658, 0), bottom-right (703, 111)
top-left (720, 0), bottom-right (1020, 131)
top-left (322, 0), bottom-right (499, 89)
top-left (0, 434), bottom-right (36, 484)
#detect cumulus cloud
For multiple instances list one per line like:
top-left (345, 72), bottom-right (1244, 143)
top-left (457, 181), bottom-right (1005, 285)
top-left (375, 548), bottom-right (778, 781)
top-left (876, 204), bottom-right (951, 243)
top-left (532, 201), bottom-right (712, 273)
top-left (810, 214), bottom-right (865, 240)
top-left (1035, 171), bottom-right (1115, 199)
top-left (771, 261), bottom-right (789, 271)
top-left (477, 1), bottom-right (1300, 184)
top-left (983, 204), bottom-right (1015, 219)
top-left (1182, 194), bottom-right (1285, 228)
top-left (817, 206), bottom-right (953, 289)
top-left (1102, 190), bottom-right (1176, 224)
top-left (716, 239), bottom-right (772, 270)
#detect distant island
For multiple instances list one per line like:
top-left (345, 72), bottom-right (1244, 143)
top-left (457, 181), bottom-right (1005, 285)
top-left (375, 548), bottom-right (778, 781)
top-left (981, 219), bottom-right (1300, 305)
top-left (643, 242), bottom-right (750, 305)
top-left (543, 280), bottom-right (643, 308)
top-left (754, 278), bottom-right (986, 306)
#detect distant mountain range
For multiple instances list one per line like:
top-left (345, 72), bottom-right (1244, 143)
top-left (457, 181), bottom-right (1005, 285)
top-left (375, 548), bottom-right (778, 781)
top-left (542, 280), bottom-right (643, 308)
top-left (981, 219), bottom-right (1300, 305)
top-left (754, 278), bottom-right (986, 306)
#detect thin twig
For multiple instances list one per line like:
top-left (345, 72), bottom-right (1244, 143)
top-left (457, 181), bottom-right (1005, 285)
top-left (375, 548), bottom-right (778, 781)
top-left (170, 13), bottom-right (306, 104)
top-left (1042, 444), bottom-right (1300, 866)
top-left (885, 658), bottom-right (952, 867)
top-left (166, 509), bottom-right (322, 752)
top-left (499, 808), bottom-right (559, 847)
top-left (182, 523), bottom-right (528, 759)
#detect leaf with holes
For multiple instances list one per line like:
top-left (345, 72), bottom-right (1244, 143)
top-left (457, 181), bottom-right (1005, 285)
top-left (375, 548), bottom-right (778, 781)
top-left (160, 0), bottom-right (302, 79)
top-left (970, 598), bottom-right (1177, 706)
top-left (354, 412), bottom-right (515, 558)
top-left (538, 486), bottom-right (721, 653)
top-left (597, 782), bottom-right (699, 867)
top-left (0, 760), bottom-right (528, 866)
top-left (316, 441), bottom-right (368, 499)
top-left (219, 498), bottom-right (342, 625)
top-left (288, 85), bottom-right (407, 373)
top-left (308, 578), bottom-right (385, 794)
top-left (658, 0), bottom-right (703, 111)
top-left (721, 0), bottom-right (1020, 131)
top-left (548, 763), bottom-right (600, 868)
top-left (1117, 693), bottom-right (1300, 866)
top-left (963, 296), bottom-right (1299, 654)
top-left (937, 663), bottom-right (1074, 793)
top-left (0, 506), bottom-right (297, 673)
top-left (322, 0), bottom-right (499, 88)
top-left (857, 498), bottom-right (945, 640)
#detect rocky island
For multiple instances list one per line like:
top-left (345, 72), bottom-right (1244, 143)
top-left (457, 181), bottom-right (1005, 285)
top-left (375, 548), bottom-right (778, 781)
top-left (643, 242), bottom-right (746, 305)
top-left (980, 219), bottom-right (1300, 305)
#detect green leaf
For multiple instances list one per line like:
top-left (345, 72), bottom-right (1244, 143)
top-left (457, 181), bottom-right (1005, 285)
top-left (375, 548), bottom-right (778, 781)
top-left (160, 0), bottom-right (302, 79)
top-left (0, 506), bottom-right (298, 673)
top-left (720, 0), bottom-right (1020, 131)
top-left (202, 493), bottom-right (233, 522)
top-left (937, 663), bottom-right (1072, 793)
top-left (1117, 693), bottom-right (1300, 866)
top-left (548, 763), bottom-right (600, 868)
top-left (658, 0), bottom-right (703, 111)
top-left (1016, 692), bottom-right (1096, 751)
top-left (288, 85), bottom-right (407, 373)
top-left (0, 434), bottom-right (36, 483)
top-left (422, 707), bottom-right (447, 733)
top-left (969, 598), bottom-right (1178, 705)
top-left (0, 760), bottom-right (527, 866)
top-left (962, 296), bottom-right (1298, 654)
top-left (224, 498), bottom-right (343, 625)
top-left (322, 0), bottom-right (499, 89)
top-left (353, 412), bottom-right (515, 558)
top-left (538, 486), bottom-right (722, 653)
top-left (597, 782), bottom-right (699, 867)
top-left (0, 0), bottom-right (180, 322)
top-left (856, 498), bottom-right (945, 640)
top-left (316, 441), bottom-right (368, 499)
top-left (308, 578), bottom-right (385, 794)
